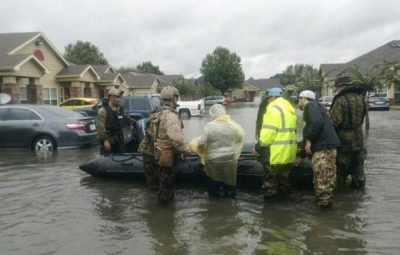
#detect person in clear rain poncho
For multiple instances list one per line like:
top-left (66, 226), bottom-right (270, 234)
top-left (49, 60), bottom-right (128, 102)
top-left (192, 104), bottom-right (245, 198)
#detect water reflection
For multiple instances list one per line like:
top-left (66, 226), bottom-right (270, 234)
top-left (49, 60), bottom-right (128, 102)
top-left (0, 105), bottom-right (399, 254)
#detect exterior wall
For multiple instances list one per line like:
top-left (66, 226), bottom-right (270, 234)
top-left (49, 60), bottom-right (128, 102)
top-left (132, 88), bottom-right (155, 96)
top-left (1, 83), bottom-right (19, 103)
top-left (81, 70), bottom-right (98, 82)
top-left (14, 60), bottom-right (44, 78)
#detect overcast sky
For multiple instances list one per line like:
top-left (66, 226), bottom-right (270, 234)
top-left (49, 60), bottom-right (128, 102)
top-left (1, 0), bottom-right (400, 79)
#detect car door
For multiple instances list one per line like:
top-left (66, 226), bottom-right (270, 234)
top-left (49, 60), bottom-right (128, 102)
top-left (0, 107), bottom-right (11, 147)
top-left (2, 107), bottom-right (44, 147)
top-left (60, 99), bottom-right (78, 111)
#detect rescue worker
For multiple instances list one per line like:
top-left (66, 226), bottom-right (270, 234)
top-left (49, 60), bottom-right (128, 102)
top-left (96, 88), bottom-right (131, 155)
top-left (256, 87), bottom-right (297, 201)
top-left (195, 104), bottom-right (245, 198)
top-left (329, 76), bottom-right (367, 189)
top-left (255, 92), bottom-right (270, 166)
top-left (298, 90), bottom-right (340, 208)
top-left (154, 85), bottom-right (191, 202)
top-left (138, 110), bottom-right (162, 191)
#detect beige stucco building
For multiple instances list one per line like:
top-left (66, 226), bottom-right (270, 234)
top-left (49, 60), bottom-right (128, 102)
top-left (0, 32), bottom-right (126, 104)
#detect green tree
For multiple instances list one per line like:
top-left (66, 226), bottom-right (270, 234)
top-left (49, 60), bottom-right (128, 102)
top-left (117, 66), bottom-right (138, 73)
top-left (200, 47), bottom-right (245, 95)
top-left (280, 64), bottom-right (321, 94)
top-left (64, 40), bottom-right (108, 65)
top-left (136, 61), bottom-right (164, 75)
top-left (173, 82), bottom-right (201, 99)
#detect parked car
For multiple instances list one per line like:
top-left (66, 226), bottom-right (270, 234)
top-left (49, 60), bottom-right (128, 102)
top-left (204, 96), bottom-right (225, 106)
top-left (59, 97), bottom-right (99, 111)
top-left (177, 98), bottom-right (205, 119)
top-left (224, 97), bottom-right (234, 105)
top-left (318, 96), bottom-right (334, 111)
top-left (0, 105), bottom-right (97, 152)
top-left (75, 96), bottom-right (159, 120)
top-left (368, 97), bottom-right (390, 110)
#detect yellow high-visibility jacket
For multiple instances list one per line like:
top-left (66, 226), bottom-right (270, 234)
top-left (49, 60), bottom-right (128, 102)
top-left (259, 97), bottom-right (297, 165)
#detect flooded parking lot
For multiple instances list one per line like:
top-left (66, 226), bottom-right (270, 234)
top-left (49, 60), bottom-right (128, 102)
top-left (1, 103), bottom-right (400, 254)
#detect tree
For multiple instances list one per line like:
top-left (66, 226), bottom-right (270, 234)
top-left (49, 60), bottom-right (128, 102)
top-left (346, 61), bottom-right (398, 130)
top-left (200, 47), bottom-right (245, 95)
top-left (64, 41), bottom-right (108, 65)
top-left (280, 64), bottom-right (321, 94)
top-left (117, 66), bottom-right (138, 74)
top-left (136, 61), bottom-right (164, 75)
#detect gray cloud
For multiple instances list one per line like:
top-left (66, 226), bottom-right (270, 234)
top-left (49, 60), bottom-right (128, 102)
top-left (1, 0), bottom-right (400, 78)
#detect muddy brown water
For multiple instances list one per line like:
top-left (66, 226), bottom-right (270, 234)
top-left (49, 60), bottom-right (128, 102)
top-left (1, 103), bottom-right (399, 254)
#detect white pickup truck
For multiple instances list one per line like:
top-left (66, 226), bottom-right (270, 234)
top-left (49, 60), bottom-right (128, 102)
top-left (177, 98), bottom-right (205, 119)
top-left (151, 94), bottom-right (205, 119)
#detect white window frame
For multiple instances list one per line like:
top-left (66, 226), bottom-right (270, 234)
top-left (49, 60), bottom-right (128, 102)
top-left (43, 87), bottom-right (58, 105)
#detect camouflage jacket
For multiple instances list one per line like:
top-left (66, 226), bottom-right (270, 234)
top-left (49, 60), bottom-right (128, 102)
top-left (329, 88), bottom-right (366, 151)
top-left (138, 111), bottom-right (162, 156)
top-left (96, 105), bottom-right (134, 142)
top-left (154, 106), bottom-right (187, 153)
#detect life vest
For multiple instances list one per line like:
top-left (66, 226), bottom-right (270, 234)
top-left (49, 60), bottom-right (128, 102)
top-left (104, 105), bottom-right (123, 136)
top-left (259, 97), bottom-right (297, 165)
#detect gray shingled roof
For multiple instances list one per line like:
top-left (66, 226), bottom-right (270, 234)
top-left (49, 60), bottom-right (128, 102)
top-left (124, 72), bottom-right (158, 88)
top-left (0, 32), bottom-right (40, 55)
top-left (246, 78), bottom-right (281, 90)
top-left (57, 65), bottom-right (91, 76)
top-left (346, 40), bottom-right (400, 72)
top-left (0, 54), bottom-right (31, 70)
top-left (319, 63), bottom-right (346, 79)
top-left (320, 40), bottom-right (400, 78)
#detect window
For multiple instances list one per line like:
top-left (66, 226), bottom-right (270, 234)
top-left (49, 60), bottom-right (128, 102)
top-left (43, 88), bottom-right (57, 105)
top-left (20, 87), bottom-right (28, 104)
top-left (7, 108), bottom-right (41, 121)
top-left (135, 92), bottom-right (150, 97)
top-left (59, 87), bottom-right (65, 102)
top-left (395, 84), bottom-right (400, 102)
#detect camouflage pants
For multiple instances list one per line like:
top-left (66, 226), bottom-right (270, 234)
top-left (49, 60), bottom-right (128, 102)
top-left (158, 166), bottom-right (176, 203)
top-left (262, 164), bottom-right (292, 199)
top-left (99, 134), bottom-right (126, 155)
top-left (337, 149), bottom-right (366, 189)
top-left (312, 149), bottom-right (337, 206)
top-left (143, 154), bottom-right (159, 191)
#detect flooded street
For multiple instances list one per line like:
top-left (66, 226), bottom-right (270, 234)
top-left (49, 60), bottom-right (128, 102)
top-left (1, 103), bottom-right (400, 254)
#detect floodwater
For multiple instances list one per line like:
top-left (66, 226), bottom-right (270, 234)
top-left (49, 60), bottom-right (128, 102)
top-left (1, 103), bottom-right (400, 254)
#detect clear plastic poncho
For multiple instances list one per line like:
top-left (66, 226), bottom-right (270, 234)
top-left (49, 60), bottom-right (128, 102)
top-left (191, 105), bottom-right (245, 186)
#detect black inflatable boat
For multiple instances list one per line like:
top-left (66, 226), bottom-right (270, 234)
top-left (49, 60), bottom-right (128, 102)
top-left (79, 119), bottom-right (313, 188)
top-left (79, 150), bottom-right (313, 189)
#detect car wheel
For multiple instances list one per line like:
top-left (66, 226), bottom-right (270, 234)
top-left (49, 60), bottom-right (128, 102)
top-left (179, 109), bottom-right (191, 119)
top-left (32, 136), bottom-right (56, 153)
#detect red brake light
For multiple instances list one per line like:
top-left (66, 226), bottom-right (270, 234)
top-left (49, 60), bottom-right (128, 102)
top-left (66, 123), bottom-right (87, 131)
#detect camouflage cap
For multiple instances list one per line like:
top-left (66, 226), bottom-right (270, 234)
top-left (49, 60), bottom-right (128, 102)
top-left (108, 88), bottom-right (121, 96)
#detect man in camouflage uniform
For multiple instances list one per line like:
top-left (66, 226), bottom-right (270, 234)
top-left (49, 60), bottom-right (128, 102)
top-left (329, 76), bottom-right (367, 189)
top-left (138, 110), bottom-right (162, 190)
top-left (153, 86), bottom-right (191, 202)
top-left (96, 88), bottom-right (133, 155)
top-left (298, 90), bottom-right (340, 208)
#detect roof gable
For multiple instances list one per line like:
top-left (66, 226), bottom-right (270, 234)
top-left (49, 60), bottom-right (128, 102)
top-left (57, 65), bottom-right (100, 79)
top-left (0, 32), bottom-right (40, 55)
top-left (246, 78), bottom-right (281, 90)
top-left (124, 72), bottom-right (158, 88)
top-left (0, 54), bottom-right (49, 73)
top-left (0, 32), bottom-right (70, 67)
